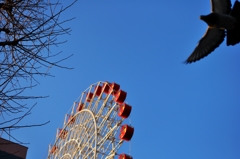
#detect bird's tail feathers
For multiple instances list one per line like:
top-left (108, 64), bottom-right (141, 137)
top-left (227, 0), bottom-right (240, 46)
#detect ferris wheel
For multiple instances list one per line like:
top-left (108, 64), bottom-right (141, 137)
top-left (48, 81), bottom-right (134, 159)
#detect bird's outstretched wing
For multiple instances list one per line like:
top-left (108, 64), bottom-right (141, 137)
top-left (185, 28), bottom-right (225, 63)
top-left (211, 0), bottom-right (231, 14)
top-left (227, 1), bottom-right (240, 45)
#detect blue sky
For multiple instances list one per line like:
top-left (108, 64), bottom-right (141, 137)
top-left (2, 0), bottom-right (240, 158)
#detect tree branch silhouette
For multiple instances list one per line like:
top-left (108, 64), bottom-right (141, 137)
top-left (0, 0), bottom-right (77, 143)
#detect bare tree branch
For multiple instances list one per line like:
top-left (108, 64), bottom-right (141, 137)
top-left (0, 0), bottom-right (77, 143)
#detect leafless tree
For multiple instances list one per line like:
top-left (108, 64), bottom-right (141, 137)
top-left (0, 0), bottom-right (77, 143)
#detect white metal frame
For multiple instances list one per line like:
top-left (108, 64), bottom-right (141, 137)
top-left (47, 81), bottom-right (126, 159)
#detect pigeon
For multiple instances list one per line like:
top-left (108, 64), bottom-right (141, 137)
top-left (185, 0), bottom-right (240, 64)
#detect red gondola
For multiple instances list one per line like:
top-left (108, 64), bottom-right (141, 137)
top-left (94, 85), bottom-right (102, 96)
top-left (68, 115), bottom-right (75, 124)
top-left (50, 146), bottom-right (57, 154)
top-left (119, 154), bottom-right (133, 159)
top-left (110, 82), bottom-right (120, 96)
top-left (114, 90), bottom-right (127, 104)
top-left (86, 92), bottom-right (93, 102)
top-left (118, 103), bottom-right (132, 118)
top-left (58, 129), bottom-right (68, 140)
top-left (119, 125), bottom-right (134, 141)
top-left (102, 82), bottom-right (111, 94)
top-left (76, 103), bottom-right (84, 112)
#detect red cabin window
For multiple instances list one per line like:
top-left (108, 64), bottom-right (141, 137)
top-left (119, 125), bottom-right (134, 141)
top-left (118, 103), bottom-right (132, 118)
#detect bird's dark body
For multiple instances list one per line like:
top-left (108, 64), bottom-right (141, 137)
top-left (186, 0), bottom-right (240, 64)
top-left (201, 13), bottom-right (236, 29)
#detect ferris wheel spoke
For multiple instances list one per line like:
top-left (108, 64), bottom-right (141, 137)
top-left (91, 93), bottom-right (104, 114)
top-left (78, 110), bottom-right (90, 125)
top-left (79, 142), bottom-right (96, 158)
top-left (105, 153), bottom-right (116, 159)
top-left (97, 126), bottom-right (122, 157)
top-left (100, 117), bottom-right (123, 139)
top-left (97, 103), bottom-right (117, 131)
top-left (95, 95), bottom-right (112, 117)
top-left (76, 122), bottom-right (95, 145)
top-left (78, 129), bottom-right (96, 152)
top-left (97, 123), bottom-right (120, 149)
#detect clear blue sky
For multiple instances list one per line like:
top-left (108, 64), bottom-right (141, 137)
top-left (2, 0), bottom-right (240, 158)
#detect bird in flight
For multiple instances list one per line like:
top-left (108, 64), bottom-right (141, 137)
top-left (185, 0), bottom-right (240, 64)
